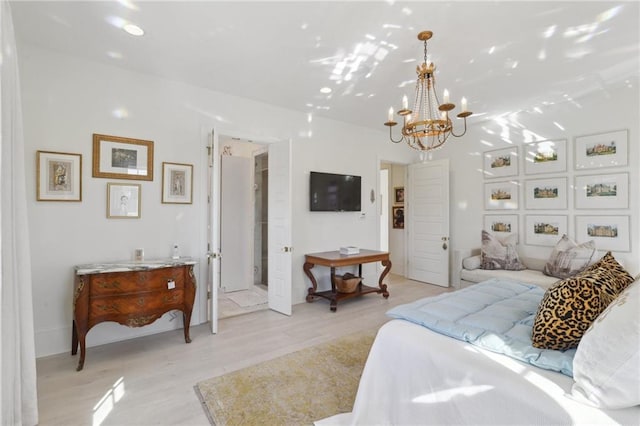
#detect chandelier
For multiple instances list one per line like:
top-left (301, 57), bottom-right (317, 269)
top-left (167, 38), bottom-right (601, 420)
top-left (384, 30), bottom-right (472, 151)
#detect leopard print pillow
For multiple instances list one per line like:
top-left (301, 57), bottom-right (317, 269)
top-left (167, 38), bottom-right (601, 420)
top-left (531, 252), bottom-right (633, 350)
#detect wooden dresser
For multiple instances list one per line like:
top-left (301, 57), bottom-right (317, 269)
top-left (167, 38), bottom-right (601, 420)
top-left (72, 259), bottom-right (197, 371)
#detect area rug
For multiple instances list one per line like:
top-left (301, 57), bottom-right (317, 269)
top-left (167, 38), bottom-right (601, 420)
top-left (194, 329), bottom-right (378, 425)
top-left (226, 287), bottom-right (268, 308)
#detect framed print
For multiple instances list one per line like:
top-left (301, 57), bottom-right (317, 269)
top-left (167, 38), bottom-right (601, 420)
top-left (575, 173), bottom-right (628, 209)
top-left (525, 215), bottom-right (568, 247)
top-left (107, 183), bottom-right (141, 218)
top-left (93, 134), bottom-right (154, 181)
top-left (574, 129), bottom-right (628, 170)
top-left (483, 146), bottom-right (518, 179)
top-left (524, 139), bottom-right (567, 175)
top-left (524, 177), bottom-right (567, 209)
top-left (575, 215), bottom-right (630, 252)
top-left (162, 162), bottom-right (193, 204)
top-left (394, 187), bottom-right (405, 204)
top-left (484, 214), bottom-right (519, 242)
top-left (392, 206), bottom-right (404, 229)
top-left (484, 181), bottom-right (519, 210)
top-left (36, 150), bottom-right (82, 201)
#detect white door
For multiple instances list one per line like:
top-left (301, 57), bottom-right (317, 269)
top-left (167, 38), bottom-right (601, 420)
top-left (267, 139), bottom-right (292, 315)
top-left (407, 159), bottom-right (450, 287)
top-left (208, 129), bottom-right (221, 334)
top-left (220, 155), bottom-right (253, 293)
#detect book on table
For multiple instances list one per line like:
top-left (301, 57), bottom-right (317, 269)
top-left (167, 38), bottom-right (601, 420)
top-left (339, 246), bottom-right (360, 255)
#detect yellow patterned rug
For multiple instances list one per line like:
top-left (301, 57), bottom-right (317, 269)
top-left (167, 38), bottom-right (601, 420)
top-left (194, 329), bottom-right (378, 425)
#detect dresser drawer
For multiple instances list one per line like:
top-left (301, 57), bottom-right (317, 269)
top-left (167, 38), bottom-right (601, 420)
top-left (90, 289), bottom-right (185, 316)
top-left (89, 268), bottom-right (185, 296)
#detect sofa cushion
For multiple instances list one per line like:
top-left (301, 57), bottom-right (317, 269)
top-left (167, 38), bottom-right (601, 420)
top-left (461, 268), bottom-right (558, 289)
top-left (571, 279), bottom-right (639, 409)
top-left (531, 252), bottom-right (634, 351)
top-left (480, 230), bottom-right (526, 271)
top-left (543, 234), bottom-right (595, 279)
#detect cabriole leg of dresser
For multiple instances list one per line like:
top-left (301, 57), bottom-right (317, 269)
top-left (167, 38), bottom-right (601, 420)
top-left (71, 320), bottom-right (79, 355)
top-left (182, 310), bottom-right (192, 343)
top-left (73, 315), bottom-right (88, 370)
top-left (76, 338), bottom-right (86, 371)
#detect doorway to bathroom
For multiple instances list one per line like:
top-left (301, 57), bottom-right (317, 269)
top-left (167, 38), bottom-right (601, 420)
top-left (218, 141), bottom-right (270, 318)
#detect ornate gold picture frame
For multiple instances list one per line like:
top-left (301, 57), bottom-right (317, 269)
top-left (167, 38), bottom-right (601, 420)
top-left (162, 162), bottom-right (193, 204)
top-left (36, 150), bottom-right (82, 201)
top-left (92, 134), bottom-right (154, 181)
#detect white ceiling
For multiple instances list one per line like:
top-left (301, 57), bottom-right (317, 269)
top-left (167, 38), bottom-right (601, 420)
top-left (9, 1), bottom-right (640, 130)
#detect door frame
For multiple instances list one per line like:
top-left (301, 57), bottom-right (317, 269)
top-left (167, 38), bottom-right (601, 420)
top-left (376, 156), bottom-right (410, 276)
top-left (208, 131), bottom-right (292, 333)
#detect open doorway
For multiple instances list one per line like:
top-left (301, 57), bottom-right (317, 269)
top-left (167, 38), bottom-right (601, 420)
top-left (218, 139), bottom-right (270, 318)
top-left (380, 161), bottom-right (407, 277)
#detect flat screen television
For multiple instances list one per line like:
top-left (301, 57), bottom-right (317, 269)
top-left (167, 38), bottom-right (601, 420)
top-left (310, 171), bottom-right (361, 212)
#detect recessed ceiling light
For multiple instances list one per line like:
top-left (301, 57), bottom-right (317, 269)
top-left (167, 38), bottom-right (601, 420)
top-left (123, 23), bottom-right (144, 36)
top-left (320, 87), bottom-right (332, 94)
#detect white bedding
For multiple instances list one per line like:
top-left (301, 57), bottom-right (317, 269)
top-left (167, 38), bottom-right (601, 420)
top-left (316, 320), bottom-right (640, 425)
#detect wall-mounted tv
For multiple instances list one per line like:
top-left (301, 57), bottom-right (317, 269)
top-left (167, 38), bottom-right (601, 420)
top-left (310, 171), bottom-right (361, 212)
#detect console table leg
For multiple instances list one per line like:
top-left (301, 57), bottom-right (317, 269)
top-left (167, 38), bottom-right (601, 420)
top-left (330, 298), bottom-right (337, 312)
top-left (304, 262), bottom-right (318, 302)
top-left (379, 260), bottom-right (392, 298)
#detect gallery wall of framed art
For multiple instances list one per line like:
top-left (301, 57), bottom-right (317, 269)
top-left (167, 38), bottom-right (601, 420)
top-left (37, 133), bottom-right (195, 222)
top-left (482, 129), bottom-right (632, 252)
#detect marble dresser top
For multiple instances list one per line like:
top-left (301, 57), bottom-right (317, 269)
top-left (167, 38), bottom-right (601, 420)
top-left (75, 258), bottom-right (197, 275)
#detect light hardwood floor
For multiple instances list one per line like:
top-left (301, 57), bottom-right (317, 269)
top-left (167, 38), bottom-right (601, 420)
top-left (36, 275), bottom-right (451, 425)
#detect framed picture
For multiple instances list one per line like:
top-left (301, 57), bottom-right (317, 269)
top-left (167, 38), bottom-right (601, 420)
top-left (575, 215), bottom-right (630, 252)
top-left (484, 181), bottom-right (519, 210)
top-left (525, 215), bottom-right (568, 247)
top-left (575, 173), bottom-right (628, 209)
top-left (36, 150), bottom-right (82, 201)
top-left (394, 187), bottom-right (405, 204)
top-left (524, 177), bottom-right (567, 209)
top-left (392, 206), bottom-right (404, 229)
top-left (483, 214), bottom-right (519, 242)
top-left (107, 183), bottom-right (141, 218)
top-left (93, 134), bottom-right (154, 181)
top-left (483, 146), bottom-right (518, 179)
top-left (574, 129), bottom-right (628, 170)
top-left (524, 139), bottom-right (567, 175)
top-left (162, 162), bottom-right (193, 204)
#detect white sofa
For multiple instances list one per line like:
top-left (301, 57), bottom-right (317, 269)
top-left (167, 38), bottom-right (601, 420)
top-left (452, 248), bottom-right (559, 289)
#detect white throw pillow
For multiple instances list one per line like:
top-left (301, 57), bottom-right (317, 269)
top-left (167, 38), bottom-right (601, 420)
top-left (462, 255), bottom-right (482, 270)
top-left (480, 230), bottom-right (526, 270)
top-left (543, 234), bottom-right (595, 279)
top-left (571, 279), bottom-right (640, 409)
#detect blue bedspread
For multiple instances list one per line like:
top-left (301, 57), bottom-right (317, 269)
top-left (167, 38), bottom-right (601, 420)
top-left (387, 278), bottom-right (575, 376)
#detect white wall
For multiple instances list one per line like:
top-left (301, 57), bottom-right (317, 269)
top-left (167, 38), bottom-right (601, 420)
top-left (433, 83), bottom-right (640, 277)
top-left (23, 41), bottom-right (635, 360)
top-left (18, 44), bottom-right (413, 357)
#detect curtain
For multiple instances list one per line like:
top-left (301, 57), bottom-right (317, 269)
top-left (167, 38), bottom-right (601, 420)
top-left (1, 1), bottom-right (38, 425)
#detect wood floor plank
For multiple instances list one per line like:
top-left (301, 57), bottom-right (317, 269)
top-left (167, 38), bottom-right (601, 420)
top-left (36, 275), bottom-right (450, 425)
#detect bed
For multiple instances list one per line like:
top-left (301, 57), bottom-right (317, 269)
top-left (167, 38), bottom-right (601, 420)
top-left (317, 276), bottom-right (640, 425)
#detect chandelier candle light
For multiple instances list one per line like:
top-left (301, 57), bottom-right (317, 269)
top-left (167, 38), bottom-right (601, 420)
top-left (385, 30), bottom-right (472, 151)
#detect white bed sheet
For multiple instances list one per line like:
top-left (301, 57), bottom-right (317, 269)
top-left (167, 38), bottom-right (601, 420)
top-left (316, 320), bottom-right (640, 426)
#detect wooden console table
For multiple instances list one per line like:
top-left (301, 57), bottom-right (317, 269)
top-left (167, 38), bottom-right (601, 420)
top-left (304, 249), bottom-right (391, 312)
top-left (72, 258), bottom-right (197, 371)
